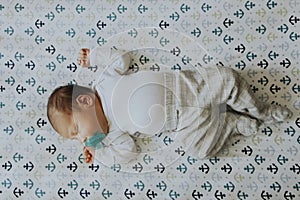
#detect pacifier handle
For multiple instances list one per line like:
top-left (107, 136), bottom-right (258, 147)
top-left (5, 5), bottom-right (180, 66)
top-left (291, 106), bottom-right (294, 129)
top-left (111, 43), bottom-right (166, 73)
top-left (84, 132), bottom-right (106, 149)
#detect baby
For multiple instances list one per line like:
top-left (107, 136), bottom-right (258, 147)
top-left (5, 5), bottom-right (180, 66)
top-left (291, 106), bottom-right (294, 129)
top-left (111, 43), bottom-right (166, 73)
top-left (47, 47), bottom-right (292, 164)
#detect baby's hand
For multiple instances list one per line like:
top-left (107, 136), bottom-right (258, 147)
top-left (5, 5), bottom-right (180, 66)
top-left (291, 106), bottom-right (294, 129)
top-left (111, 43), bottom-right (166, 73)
top-left (78, 48), bottom-right (90, 67)
top-left (83, 146), bottom-right (95, 164)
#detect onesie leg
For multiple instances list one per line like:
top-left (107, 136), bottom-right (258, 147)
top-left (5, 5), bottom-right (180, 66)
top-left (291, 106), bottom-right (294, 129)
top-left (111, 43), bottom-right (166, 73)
top-left (234, 112), bottom-right (260, 136)
top-left (205, 111), bottom-right (259, 157)
top-left (207, 66), bottom-right (293, 123)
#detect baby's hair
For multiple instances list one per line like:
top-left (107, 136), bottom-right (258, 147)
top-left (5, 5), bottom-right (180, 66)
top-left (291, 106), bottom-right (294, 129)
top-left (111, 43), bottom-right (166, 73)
top-left (47, 84), bottom-right (95, 126)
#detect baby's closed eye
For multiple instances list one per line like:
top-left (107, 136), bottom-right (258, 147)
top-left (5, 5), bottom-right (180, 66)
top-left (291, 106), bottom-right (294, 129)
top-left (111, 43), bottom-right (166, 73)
top-left (69, 131), bottom-right (78, 140)
top-left (71, 131), bottom-right (78, 136)
top-left (70, 124), bottom-right (79, 138)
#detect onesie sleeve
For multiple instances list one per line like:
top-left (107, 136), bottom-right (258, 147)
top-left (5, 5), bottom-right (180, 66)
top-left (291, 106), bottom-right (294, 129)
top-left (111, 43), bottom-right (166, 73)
top-left (93, 130), bottom-right (138, 165)
top-left (89, 46), bottom-right (132, 76)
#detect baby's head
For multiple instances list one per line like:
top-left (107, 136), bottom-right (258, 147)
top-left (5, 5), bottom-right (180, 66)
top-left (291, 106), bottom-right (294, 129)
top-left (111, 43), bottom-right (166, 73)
top-left (47, 85), bottom-right (102, 142)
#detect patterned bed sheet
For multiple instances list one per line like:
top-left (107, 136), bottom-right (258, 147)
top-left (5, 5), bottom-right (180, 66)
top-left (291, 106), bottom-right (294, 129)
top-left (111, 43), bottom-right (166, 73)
top-left (0, 0), bottom-right (299, 199)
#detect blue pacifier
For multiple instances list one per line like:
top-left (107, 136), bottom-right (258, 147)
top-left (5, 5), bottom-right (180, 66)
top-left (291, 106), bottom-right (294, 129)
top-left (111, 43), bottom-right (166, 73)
top-left (84, 132), bottom-right (106, 150)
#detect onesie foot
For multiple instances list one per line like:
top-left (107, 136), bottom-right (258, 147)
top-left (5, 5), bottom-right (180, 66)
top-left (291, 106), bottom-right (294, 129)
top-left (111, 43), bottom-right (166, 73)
top-left (266, 105), bottom-right (293, 123)
top-left (262, 105), bottom-right (293, 124)
top-left (236, 115), bottom-right (260, 136)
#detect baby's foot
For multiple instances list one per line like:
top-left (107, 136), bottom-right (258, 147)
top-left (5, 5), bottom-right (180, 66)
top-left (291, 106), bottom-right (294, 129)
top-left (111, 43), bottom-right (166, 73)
top-left (236, 115), bottom-right (260, 136)
top-left (266, 105), bottom-right (293, 123)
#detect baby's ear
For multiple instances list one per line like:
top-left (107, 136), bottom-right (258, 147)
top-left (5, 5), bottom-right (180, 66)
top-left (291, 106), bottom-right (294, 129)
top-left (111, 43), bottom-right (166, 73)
top-left (76, 94), bottom-right (94, 108)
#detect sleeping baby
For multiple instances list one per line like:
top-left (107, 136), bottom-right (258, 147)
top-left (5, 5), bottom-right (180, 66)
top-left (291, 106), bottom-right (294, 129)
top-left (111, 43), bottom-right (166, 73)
top-left (47, 47), bottom-right (292, 164)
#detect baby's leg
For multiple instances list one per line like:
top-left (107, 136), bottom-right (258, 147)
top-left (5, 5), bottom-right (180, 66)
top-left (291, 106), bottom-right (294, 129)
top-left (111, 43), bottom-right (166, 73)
top-left (206, 111), bottom-right (259, 157)
top-left (207, 66), bottom-right (292, 123)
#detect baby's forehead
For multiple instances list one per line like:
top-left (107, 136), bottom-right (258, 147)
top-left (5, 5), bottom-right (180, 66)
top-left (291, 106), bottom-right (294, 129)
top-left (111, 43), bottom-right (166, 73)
top-left (50, 110), bottom-right (73, 126)
top-left (50, 107), bottom-right (70, 118)
top-left (50, 110), bottom-right (75, 137)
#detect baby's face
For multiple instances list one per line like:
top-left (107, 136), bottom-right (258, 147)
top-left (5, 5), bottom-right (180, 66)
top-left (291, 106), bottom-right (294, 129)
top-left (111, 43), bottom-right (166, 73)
top-left (51, 109), bottom-right (101, 143)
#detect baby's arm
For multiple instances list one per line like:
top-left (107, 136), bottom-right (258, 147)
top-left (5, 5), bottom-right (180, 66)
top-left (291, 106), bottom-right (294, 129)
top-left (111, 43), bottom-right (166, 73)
top-left (78, 47), bottom-right (132, 75)
top-left (93, 131), bottom-right (138, 165)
